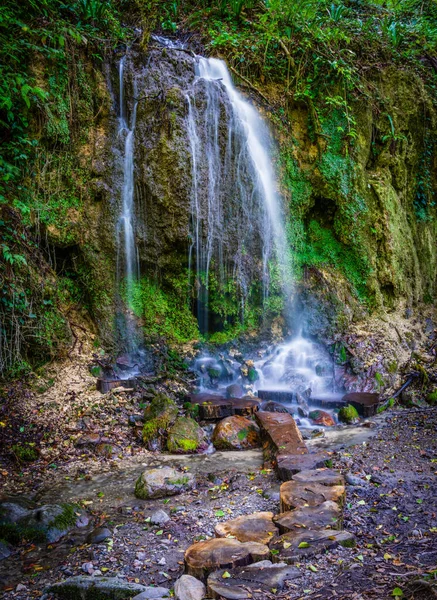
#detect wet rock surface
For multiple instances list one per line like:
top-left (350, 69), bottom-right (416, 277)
top-left (212, 416), bottom-right (260, 450)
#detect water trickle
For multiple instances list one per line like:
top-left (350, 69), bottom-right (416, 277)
top-left (185, 57), bottom-right (293, 333)
top-left (116, 56), bottom-right (140, 353)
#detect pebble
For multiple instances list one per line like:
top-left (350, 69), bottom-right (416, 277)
top-left (150, 509), bottom-right (170, 526)
top-left (82, 562), bottom-right (94, 574)
top-left (345, 473), bottom-right (367, 486)
top-left (86, 526), bottom-right (112, 544)
top-left (132, 587), bottom-right (170, 599)
top-left (157, 557), bottom-right (166, 565)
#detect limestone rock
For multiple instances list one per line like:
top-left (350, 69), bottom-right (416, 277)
top-left (174, 574), bottom-right (206, 600)
top-left (273, 501), bottom-right (342, 534)
top-left (184, 538), bottom-right (270, 581)
top-left (135, 467), bottom-right (194, 499)
top-left (280, 481), bottom-right (345, 512)
top-left (207, 562), bottom-right (300, 599)
top-left (167, 417), bottom-right (205, 453)
top-left (46, 576), bottom-right (149, 599)
top-left (291, 469), bottom-right (345, 487)
top-left (270, 530), bottom-right (356, 562)
top-left (212, 416), bottom-right (260, 450)
top-left (215, 511), bottom-right (277, 545)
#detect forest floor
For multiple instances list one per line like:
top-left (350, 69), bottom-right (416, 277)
top-left (1, 346), bottom-right (437, 599)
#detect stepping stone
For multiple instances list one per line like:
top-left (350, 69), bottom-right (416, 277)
top-left (207, 562), bottom-right (300, 599)
top-left (231, 397), bottom-right (260, 416)
top-left (190, 394), bottom-right (233, 420)
top-left (270, 530), bottom-right (356, 562)
top-left (292, 469), bottom-right (344, 487)
top-left (341, 392), bottom-right (380, 417)
top-left (184, 538), bottom-right (270, 581)
top-left (280, 481), bottom-right (345, 512)
top-left (215, 512), bottom-right (278, 545)
top-left (256, 411), bottom-right (307, 458)
top-left (273, 501), bottom-right (342, 534)
top-left (276, 452), bottom-right (329, 480)
top-left (47, 576), bottom-right (150, 599)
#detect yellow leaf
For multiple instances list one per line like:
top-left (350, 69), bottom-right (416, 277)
top-left (283, 542), bottom-right (291, 549)
top-left (222, 571), bottom-right (231, 578)
top-left (384, 553), bottom-right (392, 560)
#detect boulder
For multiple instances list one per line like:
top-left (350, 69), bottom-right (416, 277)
top-left (167, 417), bottom-right (205, 453)
top-left (308, 410), bottom-right (335, 427)
top-left (338, 404), bottom-right (360, 424)
top-left (255, 411), bottom-right (307, 457)
top-left (135, 467), bottom-right (195, 499)
top-left (46, 576), bottom-right (150, 599)
top-left (142, 394), bottom-right (178, 450)
top-left (174, 574), bottom-right (206, 600)
top-left (184, 538), bottom-right (270, 581)
top-left (215, 512), bottom-right (278, 545)
top-left (341, 392), bottom-right (380, 417)
top-left (212, 416), bottom-right (260, 450)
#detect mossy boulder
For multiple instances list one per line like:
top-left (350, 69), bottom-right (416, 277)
top-left (338, 405), bottom-right (360, 424)
top-left (167, 416), bottom-right (205, 453)
top-left (212, 416), bottom-right (260, 450)
top-left (135, 466), bottom-right (195, 499)
top-left (142, 394), bottom-right (178, 450)
top-left (309, 410), bottom-right (335, 427)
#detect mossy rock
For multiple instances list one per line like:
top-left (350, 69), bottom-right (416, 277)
top-left (142, 394), bottom-right (178, 449)
top-left (247, 367), bottom-right (259, 383)
top-left (338, 404), bottom-right (360, 424)
top-left (167, 416), bottom-right (205, 453)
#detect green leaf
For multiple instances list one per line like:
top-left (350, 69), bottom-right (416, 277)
top-left (392, 588), bottom-right (403, 597)
top-left (215, 510), bottom-right (225, 517)
top-left (308, 564), bottom-right (318, 572)
top-left (298, 542), bottom-right (310, 548)
top-left (222, 571), bottom-right (231, 578)
top-left (156, 530), bottom-right (163, 536)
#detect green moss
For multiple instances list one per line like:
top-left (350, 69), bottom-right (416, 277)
top-left (427, 391), bottom-right (437, 406)
top-left (338, 404), bottom-right (360, 424)
top-left (51, 504), bottom-right (78, 530)
top-left (247, 367), bottom-right (259, 383)
top-left (11, 443), bottom-right (39, 462)
top-left (377, 398), bottom-right (395, 414)
top-left (166, 416), bottom-right (204, 453)
top-left (0, 523), bottom-right (46, 545)
top-left (339, 537), bottom-right (356, 548)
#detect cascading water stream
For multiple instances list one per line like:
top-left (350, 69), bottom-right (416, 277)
top-left (116, 56), bottom-right (140, 355)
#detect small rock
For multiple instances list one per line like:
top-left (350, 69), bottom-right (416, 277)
top-left (82, 562), bottom-right (94, 575)
top-left (174, 574), bottom-right (206, 600)
top-left (135, 466), bottom-right (195, 499)
top-left (345, 474), bottom-right (367, 486)
top-left (157, 557), bottom-right (166, 566)
top-left (309, 409), bottom-right (335, 427)
top-left (86, 526), bottom-right (112, 544)
top-left (132, 589), bottom-right (170, 599)
top-left (16, 583), bottom-right (27, 592)
top-left (150, 510), bottom-right (170, 526)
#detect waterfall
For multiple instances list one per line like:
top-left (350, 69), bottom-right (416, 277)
top-left (116, 56), bottom-right (140, 353)
top-left (186, 56), bottom-right (293, 333)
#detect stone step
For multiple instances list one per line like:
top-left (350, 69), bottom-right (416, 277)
top-left (270, 529), bottom-right (356, 563)
top-left (273, 501), bottom-right (342, 534)
top-left (255, 411), bottom-right (308, 459)
top-left (291, 468), bottom-right (345, 487)
top-left (215, 511), bottom-right (278, 545)
top-left (276, 452), bottom-right (329, 480)
top-left (190, 394), bottom-right (261, 420)
top-left (280, 481), bottom-right (345, 512)
top-left (207, 562), bottom-right (300, 599)
top-left (341, 392), bottom-right (380, 417)
top-left (184, 538), bottom-right (270, 581)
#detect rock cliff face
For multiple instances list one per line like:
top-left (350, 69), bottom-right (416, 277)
top-left (19, 40), bottom-right (436, 385)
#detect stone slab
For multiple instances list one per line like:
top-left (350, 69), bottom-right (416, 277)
top-left (273, 501), bottom-right (342, 534)
top-left (207, 562), bottom-right (300, 599)
top-left (215, 511), bottom-right (277, 545)
top-left (190, 394), bottom-right (233, 420)
top-left (292, 468), bottom-right (344, 487)
top-left (280, 481), bottom-right (345, 512)
top-left (184, 538), bottom-right (270, 581)
top-left (270, 530), bottom-right (356, 562)
top-left (231, 397), bottom-right (261, 416)
top-left (255, 411), bottom-right (307, 458)
top-left (341, 392), bottom-right (380, 417)
top-left (276, 452), bottom-right (329, 481)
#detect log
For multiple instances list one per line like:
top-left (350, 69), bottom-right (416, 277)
top-left (280, 481), bottom-right (345, 512)
top-left (184, 538), bottom-right (270, 581)
top-left (273, 501), bottom-right (342, 534)
top-left (190, 394), bottom-right (233, 420)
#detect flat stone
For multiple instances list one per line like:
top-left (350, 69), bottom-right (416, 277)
top-left (215, 511), bottom-right (277, 545)
top-left (341, 392), bottom-right (380, 417)
top-left (255, 411), bottom-right (307, 458)
top-left (150, 510), bottom-right (170, 526)
top-left (184, 538), bottom-right (270, 581)
top-left (212, 416), bottom-right (260, 450)
top-left (270, 530), bottom-right (356, 562)
top-left (174, 574), bottom-right (205, 600)
top-left (86, 526), bottom-right (112, 544)
top-left (292, 469), bottom-right (344, 487)
top-left (135, 467), bottom-right (195, 499)
top-left (280, 481), bottom-right (345, 512)
top-left (207, 563), bottom-right (300, 599)
top-left (273, 501), bottom-right (342, 534)
top-left (231, 397), bottom-right (260, 417)
top-left (190, 394), bottom-right (233, 420)
top-left (47, 576), bottom-right (149, 599)
top-left (276, 452), bottom-right (329, 481)
top-left (132, 586), bottom-right (171, 599)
